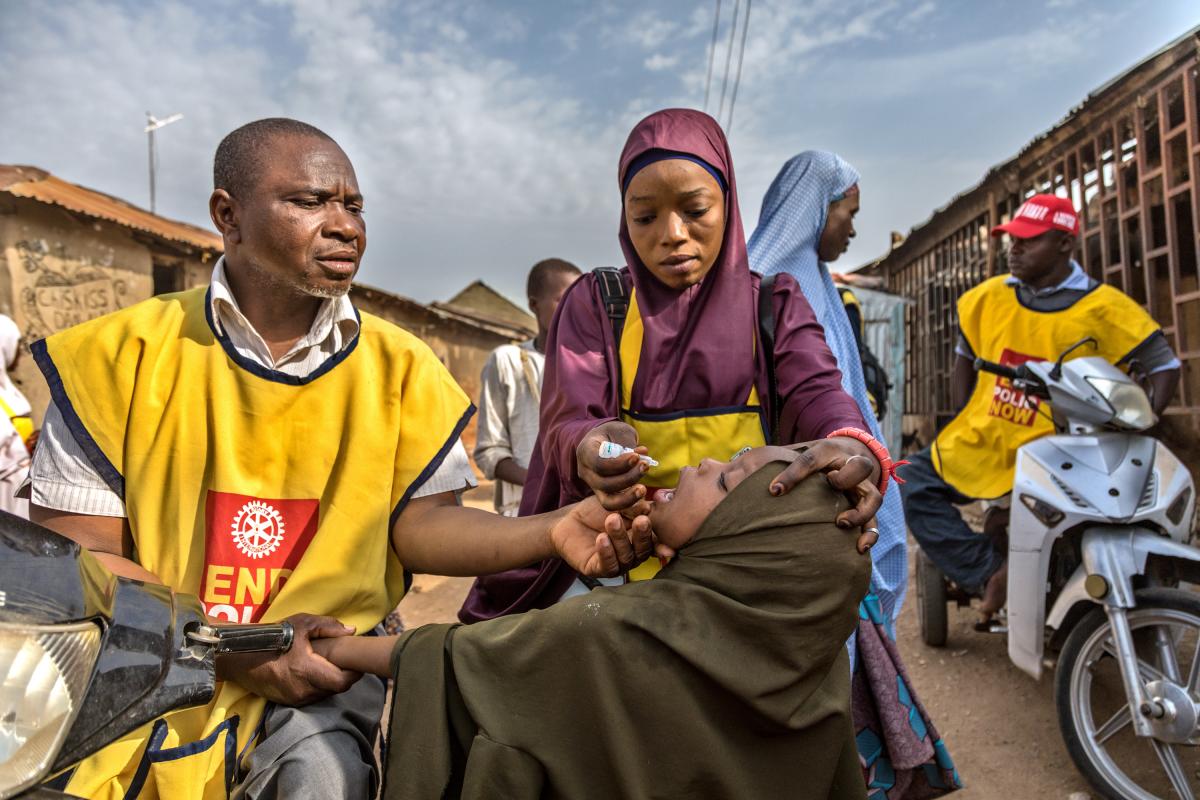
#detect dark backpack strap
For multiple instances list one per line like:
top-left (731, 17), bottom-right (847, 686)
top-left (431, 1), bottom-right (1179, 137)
top-left (594, 267), bottom-right (629, 345)
top-left (758, 274), bottom-right (781, 445)
top-left (594, 267), bottom-right (629, 412)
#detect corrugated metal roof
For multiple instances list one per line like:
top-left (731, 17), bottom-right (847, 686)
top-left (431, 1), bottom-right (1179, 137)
top-left (0, 165), bottom-right (222, 252)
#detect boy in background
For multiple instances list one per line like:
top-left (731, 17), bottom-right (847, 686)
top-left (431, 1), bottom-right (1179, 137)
top-left (474, 259), bottom-right (581, 515)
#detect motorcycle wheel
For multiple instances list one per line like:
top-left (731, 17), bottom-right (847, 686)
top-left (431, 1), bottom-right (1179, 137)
top-left (916, 548), bottom-right (948, 647)
top-left (1056, 588), bottom-right (1200, 800)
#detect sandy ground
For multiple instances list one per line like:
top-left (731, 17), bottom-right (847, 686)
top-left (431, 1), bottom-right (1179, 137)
top-left (394, 483), bottom-right (1104, 798)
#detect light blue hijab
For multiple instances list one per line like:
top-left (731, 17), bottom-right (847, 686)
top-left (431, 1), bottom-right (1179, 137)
top-left (748, 151), bottom-right (907, 623)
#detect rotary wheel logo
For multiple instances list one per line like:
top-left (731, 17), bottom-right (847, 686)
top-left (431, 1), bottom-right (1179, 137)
top-left (230, 500), bottom-right (286, 559)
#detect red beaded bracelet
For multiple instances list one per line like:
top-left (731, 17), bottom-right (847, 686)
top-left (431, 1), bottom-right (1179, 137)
top-left (824, 427), bottom-right (909, 497)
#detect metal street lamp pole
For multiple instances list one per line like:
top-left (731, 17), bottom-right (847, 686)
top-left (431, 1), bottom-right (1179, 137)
top-left (144, 112), bottom-right (183, 214)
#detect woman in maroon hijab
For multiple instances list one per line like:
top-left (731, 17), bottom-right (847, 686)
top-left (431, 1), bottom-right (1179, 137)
top-left (462, 108), bottom-right (895, 620)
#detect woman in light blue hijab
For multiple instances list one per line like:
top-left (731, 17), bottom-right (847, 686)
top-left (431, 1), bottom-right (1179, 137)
top-left (750, 153), bottom-right (961, 799)
top-left (748, 151), bottom-right (906, 623)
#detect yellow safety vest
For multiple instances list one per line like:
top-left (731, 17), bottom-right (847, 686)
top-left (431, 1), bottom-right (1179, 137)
top-left (0, 394), bottom-right (34, 446)
top-left (33, 287), bottom-right (472, 800)
top-left (932, 275), bottom-right (1160, 499)
top-left (619, 290), bottom-right (767, 580)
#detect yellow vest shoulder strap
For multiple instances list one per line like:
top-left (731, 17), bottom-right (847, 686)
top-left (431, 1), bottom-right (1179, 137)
top-left (955, 275), bottom-right (1013, 354)
top-left (1078, 284), bottom-right (1161, 357)
top-left (31, 289), bottom-right (205, 492)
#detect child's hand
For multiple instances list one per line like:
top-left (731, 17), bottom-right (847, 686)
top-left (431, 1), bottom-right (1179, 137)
top-left (311, 637), bottom-right (336, 660)
top-left (306, 633), bottom-right (400, 677)
top-left (550, 495), bottom-right (654, 577)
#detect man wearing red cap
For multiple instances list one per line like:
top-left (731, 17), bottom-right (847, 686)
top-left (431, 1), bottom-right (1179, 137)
top-left (900, 193), bottom-right (1180, 621)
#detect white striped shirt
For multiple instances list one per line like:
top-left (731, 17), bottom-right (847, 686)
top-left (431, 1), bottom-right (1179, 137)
top-left (474, 340), bottom-right (543, 515)
top-left (28, 259), bottom-right (475, 517)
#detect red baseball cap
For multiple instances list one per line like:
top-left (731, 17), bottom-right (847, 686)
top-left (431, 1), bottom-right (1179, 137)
top-left (991, 193), bottom-right (1079, 238)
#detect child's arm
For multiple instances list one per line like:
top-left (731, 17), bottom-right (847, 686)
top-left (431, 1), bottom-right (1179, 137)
top-left (312, 634), bottom-right (399, 677)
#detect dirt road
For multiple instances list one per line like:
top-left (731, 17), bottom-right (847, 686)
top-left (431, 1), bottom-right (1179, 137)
top-left (396, 485), bottom-right (1098, 797)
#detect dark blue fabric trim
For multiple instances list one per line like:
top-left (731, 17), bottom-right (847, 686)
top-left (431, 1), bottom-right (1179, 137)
top-left (223, 716), bottom-right (240, 794)
top-left (148, 715), bottom-right (239, 762)
top-left (123, 715), bottom-right (240, 799)
top-left (1011, 280), bottom-right (1101, 313)
top-left (41, 766), bottom-right (75, 791)
top-left (389, 402), bottom-right (477, 529)
top-left (122, 719), bottom-right (169, 800)
top-left (1117, 328), bottom-right (1168, 367)
top-left (622, 150), bottom-right (727, 193)
top-left (236, 706), bottom-right (269, 767)
top-left (753, 407), bottom-right (772, 443)
top-left (621, 404), bottom-right (763, 422)
top-left (204, 286), bottom-right (362, 385)
top-left (31, 338), bottom-right (126, 498)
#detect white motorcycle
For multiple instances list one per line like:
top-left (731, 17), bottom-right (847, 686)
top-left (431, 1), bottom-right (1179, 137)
top-left (917, 340), bottom-right (1200, 799)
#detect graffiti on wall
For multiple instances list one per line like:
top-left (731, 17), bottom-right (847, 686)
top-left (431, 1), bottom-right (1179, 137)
top-left (15, 240), bottom-right (128, 338)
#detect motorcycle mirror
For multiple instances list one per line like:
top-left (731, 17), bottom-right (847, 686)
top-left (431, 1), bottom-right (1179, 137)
top-left (1049, 336), bottom-right (1099, 381)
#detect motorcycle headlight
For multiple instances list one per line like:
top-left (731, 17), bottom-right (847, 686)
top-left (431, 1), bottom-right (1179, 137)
top-left (0, 621), bottom-right (101, 799)
top-left (1085, 376), bottom-right (1157, 430)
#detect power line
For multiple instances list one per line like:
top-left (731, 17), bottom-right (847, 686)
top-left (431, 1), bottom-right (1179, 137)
top-left (716, 0), bottom-right (740, 123)
top-left (725, 0), bottom-right (752, 132)
top-left (702, 0), bottom-right (722, 113)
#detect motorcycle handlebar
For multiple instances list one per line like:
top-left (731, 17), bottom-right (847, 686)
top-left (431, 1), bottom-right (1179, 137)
top-left (974, 357), bottom-right (1022, 381)
top-left (186, 621), bottom-right (295, 655)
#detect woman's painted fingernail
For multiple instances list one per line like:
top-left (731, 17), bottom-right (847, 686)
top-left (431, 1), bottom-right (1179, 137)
top-left (770, 484), bottom-right (782, 495)
top-left (837, 520), bottom-right (851, 529)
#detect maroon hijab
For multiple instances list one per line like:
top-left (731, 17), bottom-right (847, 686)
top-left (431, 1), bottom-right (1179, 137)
top-left (616, 108), bottom-right (757, 411)
top-left (459, 110), bottom-right (865, 622)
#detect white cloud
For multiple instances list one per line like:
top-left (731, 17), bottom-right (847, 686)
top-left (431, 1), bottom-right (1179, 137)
top-left (0, 0), bottom-right (1183, 297)
top-left (901, 1), bottom-right (937, 26)
top-left (644, 53), bottom-right (680, 71)
top-left (624, 11), bottom-right (679, 50)
top-left (0, 0), bottom-right (634, 300)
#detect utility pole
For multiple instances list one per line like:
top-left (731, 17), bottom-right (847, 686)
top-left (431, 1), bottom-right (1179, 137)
top-left (145, 112), bottom-right (183, 214)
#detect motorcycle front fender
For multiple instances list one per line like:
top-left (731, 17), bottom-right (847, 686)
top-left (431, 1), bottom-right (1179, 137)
top-left (1079, 525), bottom-right (1200, 608)
top-left (1046, 564), bottom-right (1092, 632)
top-left (1014, 526), bottom-right (1200, 681)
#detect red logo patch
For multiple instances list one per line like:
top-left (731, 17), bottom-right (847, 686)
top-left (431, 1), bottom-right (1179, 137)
top-left (200, 491), bottom-right (319, 623)
top-left (987, 348), bottom-right (1041, 427)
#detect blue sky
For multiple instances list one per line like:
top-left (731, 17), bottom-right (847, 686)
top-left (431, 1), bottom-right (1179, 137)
top-left (2, 1), bottom-right (1196, 305)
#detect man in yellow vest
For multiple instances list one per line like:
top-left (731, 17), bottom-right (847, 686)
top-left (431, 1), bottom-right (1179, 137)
top-left (24, 118), bottom-right (653, 800)
top-left (899, 193), bottom-right (1180, 622)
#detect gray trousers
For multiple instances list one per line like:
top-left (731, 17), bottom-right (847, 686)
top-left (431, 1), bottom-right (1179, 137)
top-left (232, 672), bottom-right (385, 800)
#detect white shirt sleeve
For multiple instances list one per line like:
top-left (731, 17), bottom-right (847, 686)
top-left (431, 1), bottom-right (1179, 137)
top-left (411, 439), bottom-right (478, 499)
top-left (27, 402), bottom-right (127, 517)
top-left (473, 350), bottom-right (515, 479)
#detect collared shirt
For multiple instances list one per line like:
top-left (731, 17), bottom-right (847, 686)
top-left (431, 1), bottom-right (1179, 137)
top-left (208, 257), bottom-right (361, 373)
top-left (28, 259), bottom-right (476, 517)
top-left (474, 340), bottom-right (543, 515)
top-left (955, 260), bottom-right (1180, 374)
top-left (1003, 258), bottom-right (1094, 299)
